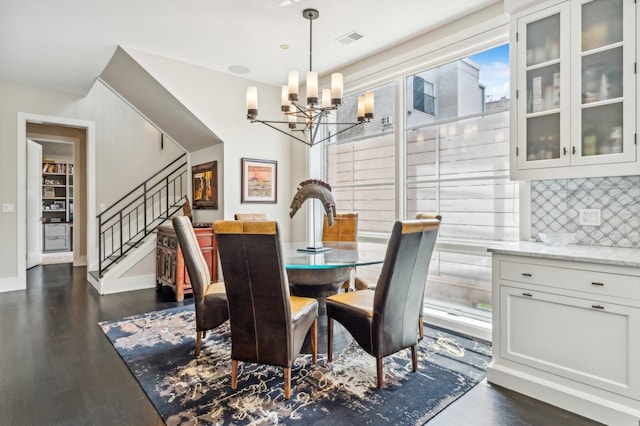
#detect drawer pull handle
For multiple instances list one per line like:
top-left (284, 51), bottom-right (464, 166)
top-left (522, 292), bottom-right (533, 297)
top-left (591, 282), bottom-right (604, 286)
top-left (521, 273), bottom-right (532, 277)
top-left (591, 305), bottom-right (605, 310)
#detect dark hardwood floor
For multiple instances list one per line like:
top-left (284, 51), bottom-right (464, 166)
top-left (0, 263), bottom-right (601, 425)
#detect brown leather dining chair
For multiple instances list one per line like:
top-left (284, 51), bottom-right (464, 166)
top-left (326, 218), bottom-right (440, 389)
top-left (322, 212), bottom-right (358, 290)
top-left (172, 216), bottom-right (229, 357)
top-left (213, 220), bottom-right (319, 399)
top-left (322, 212), bottom-right (358, 243)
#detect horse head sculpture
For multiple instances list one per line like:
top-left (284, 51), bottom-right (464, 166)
top-left (289, 179), bottom-right (336, 226)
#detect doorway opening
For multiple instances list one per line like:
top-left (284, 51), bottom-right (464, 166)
top-left (32, 139), bottom-right (75, 265)
top-left (17, 113), bottom-right (96, 291)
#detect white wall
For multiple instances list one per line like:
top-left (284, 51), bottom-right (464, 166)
top-left (125, 48), bottom-right (301, 242)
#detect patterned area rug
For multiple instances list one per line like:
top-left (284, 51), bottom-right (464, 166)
top-left (99, 306), bottom-right (491, 425)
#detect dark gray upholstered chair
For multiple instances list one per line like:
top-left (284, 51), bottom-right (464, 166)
top-left (326, 218), bottom-right (440, 388)
top-left (414, 213), bottom-right (442, 339)
top-left (353, 213), bottom-right (441, 339)
top-left (172, 216), bottom-right (229, 357)
top-left (213, 220), bottom-right (319, 399)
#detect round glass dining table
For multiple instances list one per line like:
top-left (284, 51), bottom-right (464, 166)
top-left (283, 241), bottom-right (386, 353)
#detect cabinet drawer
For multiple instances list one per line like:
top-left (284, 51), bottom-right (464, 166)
top-left (500, 285), bottom-right (640, 400)
top-left (498, 259), bottom-right (640, 300)
top-left (44, 223), bottom-right (69, 237)
top-left (44, 236), bottom-right (70, 251)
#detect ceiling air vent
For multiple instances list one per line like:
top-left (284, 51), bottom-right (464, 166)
top-left (337, 31), bottom-right (364, 45)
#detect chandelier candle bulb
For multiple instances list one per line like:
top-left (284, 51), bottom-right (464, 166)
top-left (321, 89), bottom-right (331, 108)
top-left (246, 86), bottom-right (258, 118)
top-left (331, 73), bottom-right (343, 105)
top-left (364, 92), bottom-right (374, 119)
top-left (281, 86), bottom-right (289, 111)
top-left (288, 70), bottom-right (299, 101)
top-left (306, 71), bottom-right (318, 105)
top-left (357, 96), bottom-right (365, 122)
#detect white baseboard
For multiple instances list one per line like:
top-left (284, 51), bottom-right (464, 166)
top-left (487, 363), bottom-right (640, 426)
top-left (98, 273), bottom-right (156, 295)
top-left (0, 275), bottom-right (23, 293)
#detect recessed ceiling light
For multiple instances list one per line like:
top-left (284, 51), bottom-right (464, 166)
top-left (228, 65), bottom-right (250, 75)
top-left (280, 44), bottom-right (290, 50)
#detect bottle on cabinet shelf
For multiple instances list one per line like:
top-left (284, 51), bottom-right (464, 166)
top-left (599, 72), bottom-right (609, 101)
top-left (583, 126), bottom-right (598, 156)
top-left (532, 76), bottom-right (543, 112)
top-left (552, 72), bottom-right (560, 109)
top-left (610, 126), bottom-right (622, 154)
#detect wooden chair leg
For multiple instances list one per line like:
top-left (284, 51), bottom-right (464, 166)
top-left (284, 367), bottom-right (291, 399)
top-left (376, 357), bottom-right (383, 389)
top-left (411, 345), bottom-right (418, 372)
top-left (231, 359), bottom-right (238, 390)
top-left (327, 317), bottom-right (333, 362)
top-left (419, 315), bottom-right (424, 340)
top-left (195, 331), bottom-right (202, 357)
top-left (310, 319), bottom-right (317, 364)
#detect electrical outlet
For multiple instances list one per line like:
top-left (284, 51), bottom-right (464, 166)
top-left (579, 208), bottom-right (601, 226)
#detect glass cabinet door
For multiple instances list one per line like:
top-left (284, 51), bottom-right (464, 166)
top-left (572, 0), bottom-right (635, 165)
top-left (517, 3), bottom-right (571, 170)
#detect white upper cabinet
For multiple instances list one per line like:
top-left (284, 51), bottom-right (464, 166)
top-left (511, 0), bottom-right (637, 180)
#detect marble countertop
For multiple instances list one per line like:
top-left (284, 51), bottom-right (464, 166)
top-left (487, 241), bottom-right (640, 269)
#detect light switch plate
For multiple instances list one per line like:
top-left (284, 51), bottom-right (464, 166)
top-left (2, 203), bottom-right (14, 213)
top-left (579, 208), bottom-right (601, 226)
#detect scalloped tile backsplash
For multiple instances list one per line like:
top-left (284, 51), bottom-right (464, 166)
top-left (531, 176), bottom-right (640, 248)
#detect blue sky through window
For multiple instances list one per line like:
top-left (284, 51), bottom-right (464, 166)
top-left (469, 44), bottom-right (510, 102)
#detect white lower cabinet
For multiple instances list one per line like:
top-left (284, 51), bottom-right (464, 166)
top-left (488, 251), bottom-right (640, 425)
top-left (43, 223), bottom-right (71, 252)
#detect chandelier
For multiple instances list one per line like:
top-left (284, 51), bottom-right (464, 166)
top-left (246, 8), bottom-right (374, 147)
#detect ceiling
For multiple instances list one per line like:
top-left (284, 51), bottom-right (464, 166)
top-left (0, 0), bottom-right (498, 97)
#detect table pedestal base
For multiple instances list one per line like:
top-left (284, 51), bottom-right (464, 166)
top-left (287, 267), bottom-right (353, 355)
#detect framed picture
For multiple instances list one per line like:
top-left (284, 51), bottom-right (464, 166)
top-left (192, 161), bottom-right (218, 209)
top-left (43, 187), bottom-right (55, 198)
top-left (241, 158), bottom-right (277, 203)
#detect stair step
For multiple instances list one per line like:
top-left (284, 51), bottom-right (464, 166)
top-left (108, 254), bottom-right (126, 263)
top-left (88, 270), bottom-right (100, 281)
top-left (125, 237), bottom-right (146, 248)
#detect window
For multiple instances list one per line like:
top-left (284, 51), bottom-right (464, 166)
top-left (413, 76), bottom-right (436, 115)
top-left (324, 43), bottom-right (513, 324)
top-left (405, 44), bottom-right (514, 321)
top-left (325, 82), bottom-right (396, 234)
